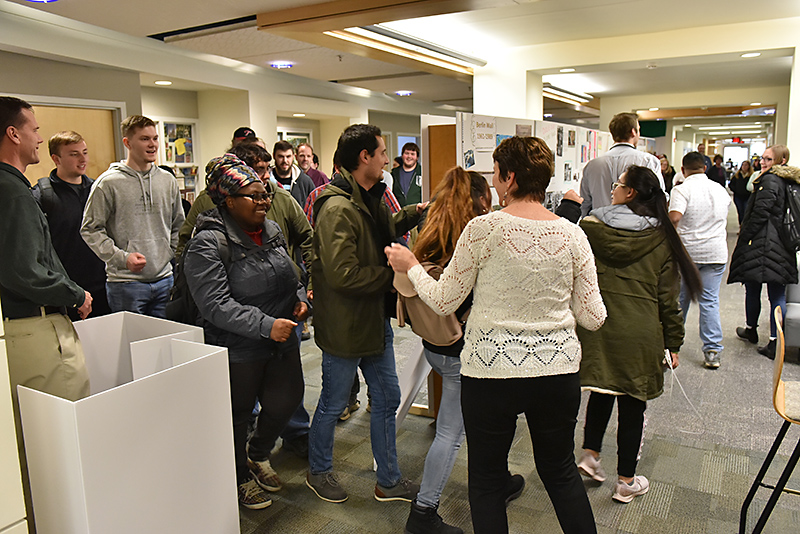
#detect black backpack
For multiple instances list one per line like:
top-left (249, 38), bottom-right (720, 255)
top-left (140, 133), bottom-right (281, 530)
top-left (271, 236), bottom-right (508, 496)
top-left (166, 230), bottom-right (230, 325)
top-left (779, 181), bottom-right (800, 252)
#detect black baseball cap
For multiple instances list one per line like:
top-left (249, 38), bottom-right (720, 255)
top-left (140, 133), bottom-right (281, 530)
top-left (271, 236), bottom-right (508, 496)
top-left (232, 127), bottom-right (257, 141)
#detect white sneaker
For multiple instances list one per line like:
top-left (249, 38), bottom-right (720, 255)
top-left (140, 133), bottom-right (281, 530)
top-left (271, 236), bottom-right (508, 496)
top-left (577, 451), bottom-right (607, 482)
top-left (612, 475), bottom-right (649, 503)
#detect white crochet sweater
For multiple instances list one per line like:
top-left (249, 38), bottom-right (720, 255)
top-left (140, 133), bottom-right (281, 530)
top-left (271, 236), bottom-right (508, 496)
top-left (408, 210), bottom-right (606, 379)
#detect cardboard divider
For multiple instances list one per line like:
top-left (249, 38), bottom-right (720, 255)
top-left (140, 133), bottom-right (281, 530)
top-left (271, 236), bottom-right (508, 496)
top-left (19, 313), bottom-right (237, 534)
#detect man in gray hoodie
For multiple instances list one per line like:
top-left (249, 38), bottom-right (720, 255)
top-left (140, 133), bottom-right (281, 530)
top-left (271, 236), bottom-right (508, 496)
top-left (81, 115), bottom-right (184, 318)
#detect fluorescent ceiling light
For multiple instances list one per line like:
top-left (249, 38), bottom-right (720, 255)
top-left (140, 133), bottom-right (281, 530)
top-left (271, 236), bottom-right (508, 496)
top-left (270, 61), bottom-right (293, 69)
top-left (292, 113), bottom-right (306, 117)
top-left (325, 24), bottom-right (486, 76)
top-left (395, 90), bottom-right (413, 97)
top-left (154, 80), bottom-right (172, 86)
top-left (559, 68), bottom-right (575, 73)
top-left (698, 124), bottom-right (764, 130)
top-left (684, 124), bottom-right (692, 127)
top-left (750, 102), bottom-right (762, 106)
top-left (543, 93), bottom-right (585, 107)
top-left (648, 107), bottom-right (659, 112)
top-left (544, 113), bottom-right (553, 118)
top-left (741, 52), bottom-right (761, 58)
top-left (542, 84), bottom-right (591, 103)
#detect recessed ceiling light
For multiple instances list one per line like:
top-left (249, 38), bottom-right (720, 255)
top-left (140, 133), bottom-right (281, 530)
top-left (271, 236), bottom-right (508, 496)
top-left (750, 102), bottom-right (762, 106)
top-left (292, 113), bottom-right (306, 117)
top-left (684, 124), bottom-right (692, 127)
top-left (24, 0), bottom-right (59, 3)
top-left (649, 107), bottom-right (659, 111)
top-left (154, 80), bottom-right (172, 86)
top-left (741, 52), bottom-right (761, 58)
top-left (395, 90), bottom-right (413, 97)
top-left (544, 113), bottom-right (553, 118)
top-left (270, 61), bottom-right (294, 69)
top-left (559, 68), bottom-right (575, 73)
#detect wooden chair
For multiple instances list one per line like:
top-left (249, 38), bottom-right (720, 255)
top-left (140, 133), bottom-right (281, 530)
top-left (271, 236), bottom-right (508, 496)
top-left (740, 307), bottom-right (800, 533)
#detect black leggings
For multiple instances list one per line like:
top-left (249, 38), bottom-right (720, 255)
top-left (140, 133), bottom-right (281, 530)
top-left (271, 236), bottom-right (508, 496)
top-left (461, 373), bottom-right (596, 534)
top-left (582, 392), bottom-right (646, 478)
top-left (229, 348), bottom-right (304, 484)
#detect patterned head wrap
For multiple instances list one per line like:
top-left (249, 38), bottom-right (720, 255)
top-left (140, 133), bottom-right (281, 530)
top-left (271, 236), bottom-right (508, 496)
top-left (205, 153), bottom-right (260, 206)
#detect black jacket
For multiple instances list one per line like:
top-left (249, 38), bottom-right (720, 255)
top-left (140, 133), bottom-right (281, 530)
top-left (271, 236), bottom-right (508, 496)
top-left (31, 170), bottom-right (108, 316)
top-left (184, 207), bottom-right (308, 363)
top-left (728, 165), bottom-right (800, 286)
top-left (0, 163), bottom-right (85, 318)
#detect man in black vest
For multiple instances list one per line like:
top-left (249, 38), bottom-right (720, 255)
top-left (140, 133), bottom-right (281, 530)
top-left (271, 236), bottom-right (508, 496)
top-left (32, 131), bottom-right (110, 319)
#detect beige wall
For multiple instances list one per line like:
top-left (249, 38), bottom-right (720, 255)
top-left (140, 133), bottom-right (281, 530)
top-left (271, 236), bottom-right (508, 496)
top-left (141, 87), bottom-right (199, 119)
top-left (0, 50), bottom-right (141, 119)
top-left (196, 89), bottom-right (250, 190)
top-left (276, 116), bottom-right (322, 153)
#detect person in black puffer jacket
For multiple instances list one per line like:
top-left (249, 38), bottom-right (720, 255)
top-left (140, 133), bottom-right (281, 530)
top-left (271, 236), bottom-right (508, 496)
top-left (728, 144), bottom-right (800, 358)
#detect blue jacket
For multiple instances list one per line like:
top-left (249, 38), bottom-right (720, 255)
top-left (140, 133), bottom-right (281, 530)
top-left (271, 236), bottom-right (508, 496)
top-left (184, 207), bottom-right (308, 362)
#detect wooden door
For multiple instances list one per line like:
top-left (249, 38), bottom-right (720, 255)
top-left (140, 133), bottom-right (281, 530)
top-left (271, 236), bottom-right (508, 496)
top-left (24, 106), bottom-right (117, 185)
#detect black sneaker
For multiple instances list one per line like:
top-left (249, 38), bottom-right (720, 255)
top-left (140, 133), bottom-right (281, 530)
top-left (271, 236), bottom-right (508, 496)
top-left (404, 500), bottom-right (463, 534)
top-left (375, 477), bottom-right (420, 502)
top-left (504, 474), bottom-right (525, 505)
top-left (758, 339), bottom-right (776, 360)
top-left (282, 434), bottom-right (309, 458)
top-left (736, 326), bottom-right (759, 344)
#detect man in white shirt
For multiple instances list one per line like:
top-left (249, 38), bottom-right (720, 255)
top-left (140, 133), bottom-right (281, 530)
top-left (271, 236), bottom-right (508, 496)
top-left (580, 112), bottom-right (663, 216)
top-left (669, 151), bottom-right (731, 369)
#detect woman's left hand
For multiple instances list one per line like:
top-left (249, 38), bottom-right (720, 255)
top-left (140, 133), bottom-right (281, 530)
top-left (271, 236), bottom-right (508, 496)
top-left (294, 302), bottom-right (309, 322)
top-left (384, 243), bottom-right (419, 273)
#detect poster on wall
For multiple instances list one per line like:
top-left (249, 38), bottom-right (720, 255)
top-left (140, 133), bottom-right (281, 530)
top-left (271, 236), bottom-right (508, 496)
top-left (556, 126), bottom-right (564, 157)
top-left (515, 124), bottom-right (532, 137)
top-left (568, 130), bottom-right (576, 147)
top-left (470, 116), bottom-right (496, 151)
top-left (564, 162), bottom-right (573, 182)
top-left (163, 123), bottom-right (194, 165)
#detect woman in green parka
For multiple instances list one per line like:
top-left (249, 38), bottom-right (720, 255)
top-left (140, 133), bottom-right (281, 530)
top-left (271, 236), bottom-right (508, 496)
top-left (575, 165), bottom-right (702, 504)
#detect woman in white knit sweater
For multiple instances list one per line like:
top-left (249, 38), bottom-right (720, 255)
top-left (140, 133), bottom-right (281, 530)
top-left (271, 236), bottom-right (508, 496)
top-left (386, 136), bottom-right (606, 534)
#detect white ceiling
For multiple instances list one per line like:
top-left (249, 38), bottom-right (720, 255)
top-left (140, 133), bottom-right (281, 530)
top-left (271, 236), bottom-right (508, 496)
top-left (9, 0), bottom-right (798, 121)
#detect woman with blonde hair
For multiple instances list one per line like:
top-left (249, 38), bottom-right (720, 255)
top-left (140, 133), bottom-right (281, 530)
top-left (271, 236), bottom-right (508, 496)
top-left (403, 167), bottom-right (491, 534)
top-left (730, 144), bottom-right (799, 358)
top-left (387, 136), bottom-right (606, 534)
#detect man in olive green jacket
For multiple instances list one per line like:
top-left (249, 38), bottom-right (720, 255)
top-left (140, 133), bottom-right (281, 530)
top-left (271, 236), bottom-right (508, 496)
top-left (307, 124), bottom-right (421, 504)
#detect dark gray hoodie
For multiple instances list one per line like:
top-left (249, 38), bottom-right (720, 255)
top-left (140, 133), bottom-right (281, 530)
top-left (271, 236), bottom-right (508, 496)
top-left (81, 161), bottom-right (184, 282)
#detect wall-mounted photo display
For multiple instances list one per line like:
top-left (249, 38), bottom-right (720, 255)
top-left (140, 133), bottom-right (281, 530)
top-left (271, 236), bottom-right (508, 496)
top-left (163, 122), bottom-right (195, 165)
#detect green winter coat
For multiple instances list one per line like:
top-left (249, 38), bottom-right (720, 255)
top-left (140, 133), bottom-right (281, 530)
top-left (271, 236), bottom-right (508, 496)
top-left (311, 170), bottom-right (420, 358)
top-left (577, 211), bottom-right (684, 402)
top-left (391, 163), bottom-right (422, 206)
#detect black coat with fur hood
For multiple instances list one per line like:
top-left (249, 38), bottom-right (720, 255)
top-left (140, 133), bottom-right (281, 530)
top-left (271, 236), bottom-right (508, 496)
top-left (728, 165), bottom-right (800, 286)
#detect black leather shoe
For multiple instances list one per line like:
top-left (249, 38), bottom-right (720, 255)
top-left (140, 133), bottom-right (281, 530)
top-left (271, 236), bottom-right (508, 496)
top-left (736, 326), bottom-right (758, 344)
top-left (758, 339), bottom-right (776, 360)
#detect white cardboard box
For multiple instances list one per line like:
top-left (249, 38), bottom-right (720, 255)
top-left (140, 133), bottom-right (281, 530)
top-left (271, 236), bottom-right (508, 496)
top-left (18, 312), bottom-right (238, 534)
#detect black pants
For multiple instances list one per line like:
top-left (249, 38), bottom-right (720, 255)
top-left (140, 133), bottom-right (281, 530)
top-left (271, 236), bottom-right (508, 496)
top-left (229, 347), bottom-right (304, 484)
top-left (461, 372), bottom-right (596, 534)
top-left (582, 392), bottom-right (646, 478)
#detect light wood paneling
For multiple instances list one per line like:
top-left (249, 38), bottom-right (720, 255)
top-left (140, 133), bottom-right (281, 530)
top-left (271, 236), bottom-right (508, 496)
top-left (427, 124), bottom-right (456, 196)
top-left (24, 106), bottom-right (117, 185)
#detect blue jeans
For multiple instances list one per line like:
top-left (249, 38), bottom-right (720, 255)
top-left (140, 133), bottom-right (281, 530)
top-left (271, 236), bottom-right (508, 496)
top-left (416, 349), bottom-right (465, 508)
top-left (745, 281), bottom-right (786, 338)
top-left (680, 263), bottom-right (725, 353)
top-left (309, 320), bottom-right (402, 487)
top-left (106, 275), bottom-right (173, 318)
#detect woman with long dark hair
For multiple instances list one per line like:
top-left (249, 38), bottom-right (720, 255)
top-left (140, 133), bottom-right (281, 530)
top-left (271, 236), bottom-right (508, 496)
top-left (386, 136), bottom-right (606, 534)
top-left (576, 165), bottom-right (701, 503)
top-left (403, 167), bottom-right (491, 534)
top-left (728, 160), bottom-right (753, 224)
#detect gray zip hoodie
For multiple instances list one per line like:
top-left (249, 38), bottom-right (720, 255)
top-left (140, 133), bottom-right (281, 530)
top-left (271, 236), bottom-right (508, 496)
top-left (81, 161), bottom-right (184, 282)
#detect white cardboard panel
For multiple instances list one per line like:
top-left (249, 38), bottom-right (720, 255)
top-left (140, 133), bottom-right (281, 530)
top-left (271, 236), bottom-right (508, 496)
top-left (130, 330), bottom-right (204, 380)
top-left (74, 312), bottom-right (202, 394)
top-left (0, 340), bottom-right (26, 530)
top-left (0, 521), bottom-right (29, 534)
top-left (19, 333), bottom-right (237, 534)
top-left (17, 388), bottom-right (88, 534)
top-left (396, 339), bottom-right (431, 428)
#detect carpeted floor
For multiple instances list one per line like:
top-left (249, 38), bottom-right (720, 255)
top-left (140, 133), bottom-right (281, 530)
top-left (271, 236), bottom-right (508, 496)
top-left (241, 206), bottom-right (800, 533)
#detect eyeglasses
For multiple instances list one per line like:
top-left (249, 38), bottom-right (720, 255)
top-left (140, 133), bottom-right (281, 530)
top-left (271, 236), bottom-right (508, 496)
top-left (231, 192), bottom-right (274, 203)
top-left (761, 156), bottom-right (773, 162)
top-left (611, 181), bottom-right (629, 192)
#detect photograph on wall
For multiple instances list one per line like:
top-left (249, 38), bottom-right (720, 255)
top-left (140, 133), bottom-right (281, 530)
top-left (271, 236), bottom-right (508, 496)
top-left (564, 162), bottom-right (573, 182)
top-left (464, 149), bottom-right (476, 168)
top-left (556, 126), bottom-right (564, 157)
top-left (279, 131), bottom-right (311, 150)
top-left (568, 130), bottom-right (576, 147)
top-left (496, 134), bottom-right (513, 146)
top-left (515, 124), bottom-right (532, 137)
top-left (163, 122), bottom-right (194, 165)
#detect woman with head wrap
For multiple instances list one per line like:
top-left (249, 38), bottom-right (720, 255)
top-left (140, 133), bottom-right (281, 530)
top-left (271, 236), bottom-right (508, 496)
top-left (183, 154), bottom-right (310, 510)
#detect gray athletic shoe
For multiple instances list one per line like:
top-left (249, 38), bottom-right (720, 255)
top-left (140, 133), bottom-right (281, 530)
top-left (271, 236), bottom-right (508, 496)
top-left (306, 471), bottom-right (348, 503)
top-left (703, 350), bottom-right (721, 369)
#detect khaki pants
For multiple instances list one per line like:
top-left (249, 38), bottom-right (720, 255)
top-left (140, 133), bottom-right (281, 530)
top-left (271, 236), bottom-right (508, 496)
top-left (4, 312), bottom-right (90, 533)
